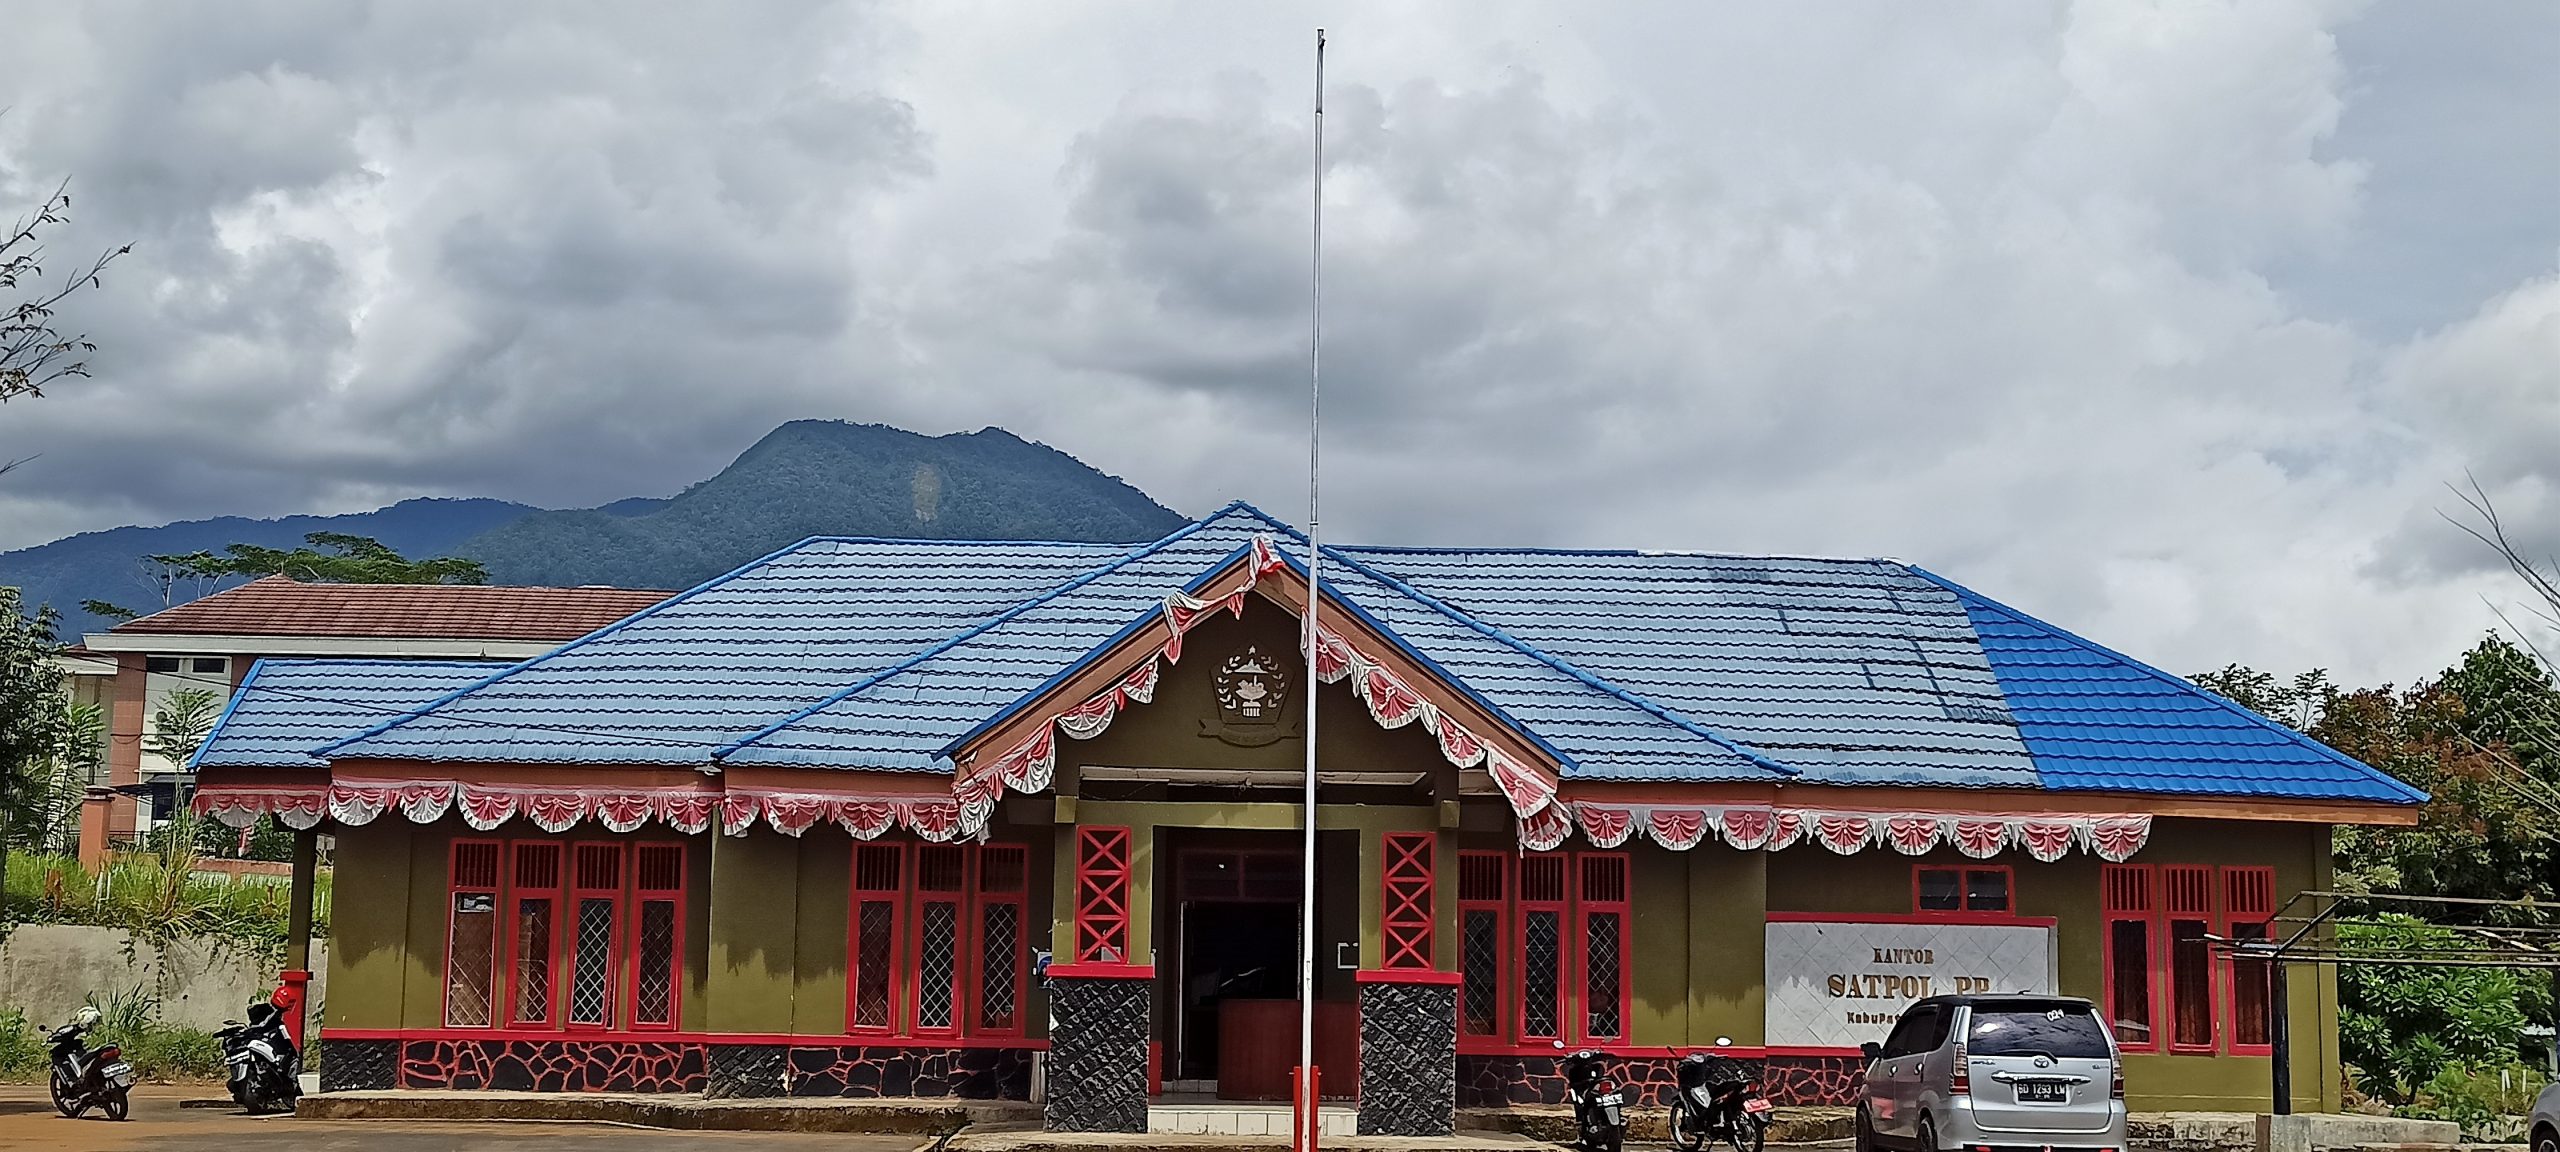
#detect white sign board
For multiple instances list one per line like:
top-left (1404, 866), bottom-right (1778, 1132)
top-left (1763, 919), bottom-right (2055, 1049)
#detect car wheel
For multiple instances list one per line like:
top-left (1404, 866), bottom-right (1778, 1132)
top-left (2535, 1126), bottom-right (2558, 1152)
top-left (1918, 1116), bottom-right (1939, 1152)
top-left (1854, 1106), bottom-right (1877, 1152)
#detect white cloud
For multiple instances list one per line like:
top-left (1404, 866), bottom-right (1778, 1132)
top-left (1, 0), bottom-right (2553, 686)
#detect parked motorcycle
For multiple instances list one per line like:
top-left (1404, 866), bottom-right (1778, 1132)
top-left (1560, 1047), bottom-right (1627, 1152)
top-left (1669, 1044), bottom-right (1770, 1152)
top-left (47, 1006), bottom-right (135, 1121)
top-left (215, 999), bottom-right (303, 1115)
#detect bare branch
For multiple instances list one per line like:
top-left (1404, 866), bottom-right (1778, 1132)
top-left (0, 180), bottom-right (131, 403)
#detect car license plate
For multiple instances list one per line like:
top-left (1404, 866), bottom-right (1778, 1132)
top-left (2017, 1081), bottom-right (2067, 1103)
top-left (1743, 1098), bottom-right (1774, 1114)
top-left (1594, 1093), bottom-right (1623, 1107)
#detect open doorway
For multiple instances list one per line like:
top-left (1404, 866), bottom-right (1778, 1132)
top-left (1177, 900), bottom-right (1297, 1081)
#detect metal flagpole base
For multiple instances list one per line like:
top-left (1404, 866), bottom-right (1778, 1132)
top-left (1292, 1065), bottom-right (1322, 1151)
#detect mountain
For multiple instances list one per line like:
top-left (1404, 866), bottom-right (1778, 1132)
top-left (1, 498), bottom-right (539, 638)
top-left (457, 421), bottom-right (1186, 588)
top-left (1, 420), bottom-right (1189, 640)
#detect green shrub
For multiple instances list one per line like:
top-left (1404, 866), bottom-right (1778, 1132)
top-left (0, 1010), bottom-right (48, 1080)
top-left (0, 850), bottom-right (329, 958)
top-left (2339, 915), bottom-right (2531, 1102)
top-left (2399, 1064), bottom-right (2546, 1140)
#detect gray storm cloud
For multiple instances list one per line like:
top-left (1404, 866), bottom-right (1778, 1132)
top-left (1, 0), bottom-right (2555, 685)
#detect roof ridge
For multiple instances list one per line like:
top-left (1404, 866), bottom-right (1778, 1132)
top-left (1909, 567), bottom-right (2426, 804)
top-left (320, 535), bottom-right (861, 758)
top-left (1337, 543), bottom-right (1896, 566)
top-left (1317, 546), bottom-right (1801, 778)
top-left (713, 515), bottom-right (1246, 759)
top-left (188, 658), bottom-right (270, 774)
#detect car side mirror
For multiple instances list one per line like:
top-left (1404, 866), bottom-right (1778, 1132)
top-left (1860, 1042), bottom-right (1882, 1062)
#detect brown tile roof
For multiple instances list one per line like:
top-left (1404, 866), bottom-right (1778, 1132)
top-left (112, 576), bottom-right (672, 641)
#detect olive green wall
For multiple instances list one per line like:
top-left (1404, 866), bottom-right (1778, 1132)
top-left (323, 818), bottom-right (414, 1030)
top-left (1765, 818), bottom-right (2339, 1113)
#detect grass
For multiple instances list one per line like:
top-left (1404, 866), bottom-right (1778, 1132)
top-left (1, 850), bottom-right (329, 958)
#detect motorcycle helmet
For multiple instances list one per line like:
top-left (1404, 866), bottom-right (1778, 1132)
top-left (73, 1006), bottom-right (101, 1028)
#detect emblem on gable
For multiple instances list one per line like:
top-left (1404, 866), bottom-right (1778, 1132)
top-left (1201, 645), bottom-right (1301, 747)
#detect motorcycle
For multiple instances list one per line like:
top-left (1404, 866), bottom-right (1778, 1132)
top-left (214, 999), bottom-right (302, 1115)
top-left (1669, 1043), bottom-right (1771, 1152)
top-left (47, 1006), bottom-right (135, 1121)
top-left (1560, 1047), bottom-right (1627, 1152)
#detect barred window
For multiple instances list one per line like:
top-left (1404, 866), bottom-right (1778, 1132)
top-left (509, 844), bottom-right (562, 1026)
top-left (850, 844), bottom-right (905, 1032)
top-left (631, 844), bottom-right (684, 1028)
top-left (567, 843), bottom-right (624, 1027)
top-left (1457, 849), bottom-right (1632, 1046)
top-left (443, 841), bottom-right (501, 1027)
top-left (977, 845), bottom-right (1028, 1034)
top-left (914, 846), bottom-right (967, 1033)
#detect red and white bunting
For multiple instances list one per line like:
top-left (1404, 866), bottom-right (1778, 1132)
top-left (195, 785), bottom-right (330, 830)
top-left (197, 777), bottom-right (985, 841)
top-left (956, 533), bottom-right (1572, 837)
top-left (1563, 802), bottom-right (2152, 861)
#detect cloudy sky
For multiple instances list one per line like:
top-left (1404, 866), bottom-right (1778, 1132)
top-left (1, 0), bottom-right (2555, 686)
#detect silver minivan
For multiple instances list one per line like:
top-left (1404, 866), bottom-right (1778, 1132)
top-left (1854, 996), bottom-right (2127, 1152)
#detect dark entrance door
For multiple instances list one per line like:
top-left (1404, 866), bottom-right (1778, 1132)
top-left (1169, 839), bottom-right (1358, 1100)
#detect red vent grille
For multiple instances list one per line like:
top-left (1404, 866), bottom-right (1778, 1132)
top-left (574, 844), bottom-right (622, 891)
top-left (2164, 866), bottom-right (2213, 915)
top-left (2225, 867), bottom-right (2274, 917)
top-left (1519, 855), bottom-right (1567, 904)
top-left (453, 842), bottom-right (500, 889)
top-left (1074, 826), bottom-right (1133, 963)
top-left (1579, 854), bottom-right (1628, 905)
top-left (1381, 832), bottom-right (1436, 970)
top-left (2103, 865), bottom-right (2153, 913)
top-left (1459, 853), bottom-right (1505, 902)
top-left (636, 844), bottom-right (683, 893)
top-left (513, 843), bottom-right (560, 890)
top-left (918, 846), bottom-right (968, 893)
top-left (979, 844), bottom-right (1027, 893)
top-left (855, 844), bottom-right (904, 892)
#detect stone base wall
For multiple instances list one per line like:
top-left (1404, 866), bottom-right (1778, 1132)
top-left (1457, 1053), bottom-right (1866, 1108)
top-left (1042, 974), bottom-right (1151, 1132)
top-left (313, 1036), bottom-right (1031, 1098)
top-left (1357, 979), bottom-right (1456, 1136)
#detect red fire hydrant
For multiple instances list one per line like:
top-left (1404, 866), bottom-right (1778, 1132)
top-left (273, 970), bottom-right (310, 1052)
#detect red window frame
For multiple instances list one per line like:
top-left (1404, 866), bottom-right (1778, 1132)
top-left (910, 844), bottom-right (970, 1037)
top-left (443, 840), bottom-right (503, 1028)
top-left (1911, 864), bottom-right (2016, 915)
top-left (1380, 833), bottom-right (1436, 971)
top-left (2224, 867), bottom-right (2276, 1055)
top-left (2162, 864), bottom-right (2217, 1053)
top-left (564, 842), bottom-right (626, 1030)
top-left (628, 843), bottom-right (686, 1031)
top-left (2101, 864), bottom-right (2158, 1053)
top-left (973, 844), bottom-right (1030, 1037)
top-left (847, 842), bottom-right (908, 1035)
top-left (1457, 851), bottom-right (1507, 1039)
top-left (1575, 853), bottom-right (1631, 1044)
top-left (1516, 853), bottom-right (1570, 1043)
top-left (1074, 826), bottom-right (1134, 964)
top-left (504, 842), bottom-right (564, 1028)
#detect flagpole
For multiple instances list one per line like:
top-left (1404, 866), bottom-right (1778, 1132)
top-left (1296, 26), bottom-right (1326, 1152)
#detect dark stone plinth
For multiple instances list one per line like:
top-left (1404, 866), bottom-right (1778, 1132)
top-left (1357, 976), bottom-right (1458, 1136)
top-left (710, 1044), bottom-right (1033, 1100)
top-left (1043, 973), bottom-right (1151, 1133)
top-left (319, 1036), bottom-right (398, 1092)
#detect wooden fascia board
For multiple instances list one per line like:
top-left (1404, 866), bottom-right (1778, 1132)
top-left (1553, 779), bottom-right (2419, 826)
top-left (949, 553), bottom-right (1564, 790)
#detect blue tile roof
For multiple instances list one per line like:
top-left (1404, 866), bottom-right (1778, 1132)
top-left (195, 659), bottom-right (512, 771)
top-left (304, 502), bottom-right (2421, 806)
top-left (324, 537), bottom-right (1135, 763)
top-left (1920, 572), bottom-right (2426, 804)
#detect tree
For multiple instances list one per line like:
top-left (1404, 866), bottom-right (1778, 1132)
top-left (84, 532), bottom-right (490, 620)
top-left (0, 589), bottom-right (71, 871)
top-left (1, 182), bottom-right (129, 405)
top-left (143, 686), bottom-right (221, 772)
top-left (2338, 915), bottom-right (2540, 1102)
